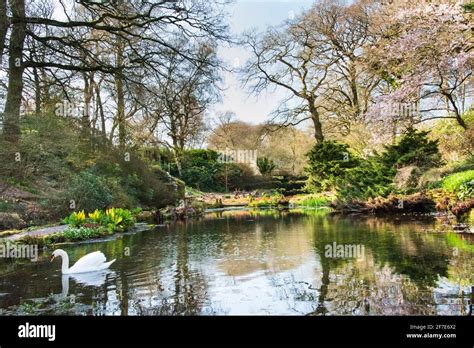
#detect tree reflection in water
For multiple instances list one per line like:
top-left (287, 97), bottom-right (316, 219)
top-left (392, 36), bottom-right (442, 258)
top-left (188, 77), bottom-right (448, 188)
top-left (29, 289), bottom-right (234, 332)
top-left (0, 210), bottom-right (472, 315)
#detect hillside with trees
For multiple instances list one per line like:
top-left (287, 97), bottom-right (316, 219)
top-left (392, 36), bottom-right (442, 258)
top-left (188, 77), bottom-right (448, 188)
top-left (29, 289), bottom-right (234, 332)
top-left (0, 0), bottom-right (472, 232)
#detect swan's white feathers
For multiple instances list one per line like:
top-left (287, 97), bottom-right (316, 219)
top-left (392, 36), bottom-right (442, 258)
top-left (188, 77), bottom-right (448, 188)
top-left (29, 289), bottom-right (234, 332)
top-left (68, 251), bottom-right (108, 273)
top-left (53, 249), bottom-right (115, 274)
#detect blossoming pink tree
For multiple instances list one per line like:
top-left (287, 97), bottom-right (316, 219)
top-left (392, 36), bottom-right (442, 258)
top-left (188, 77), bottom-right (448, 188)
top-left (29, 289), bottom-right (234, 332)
top-left (366, 2), bottom-right (473, 130)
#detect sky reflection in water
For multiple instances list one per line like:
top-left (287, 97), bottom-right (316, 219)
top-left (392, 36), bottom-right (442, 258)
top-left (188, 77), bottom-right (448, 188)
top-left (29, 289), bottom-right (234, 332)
top-left (0, 210), bottom-right (472, 315)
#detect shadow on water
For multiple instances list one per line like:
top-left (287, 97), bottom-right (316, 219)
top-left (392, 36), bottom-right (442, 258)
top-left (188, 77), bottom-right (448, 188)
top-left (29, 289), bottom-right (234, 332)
top-left (0, 209), bottom-right (472, 315)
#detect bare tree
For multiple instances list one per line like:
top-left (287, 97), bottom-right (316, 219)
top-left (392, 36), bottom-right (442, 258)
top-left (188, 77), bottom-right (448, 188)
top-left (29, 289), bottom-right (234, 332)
top-left (305, 0), bottom-right (380, 134)
top-left (1, 0), bottom-right (230, 142)
top-left (3, 0), bottom-right (26, 142)
top-left (0, 0), bottom-right (8, 64)
top-left (208, 111), bottom-right (264, 151)
top-left (242, 13), bottom-right (339, 143)
top-left (135, 38), bottom-right (221, 173)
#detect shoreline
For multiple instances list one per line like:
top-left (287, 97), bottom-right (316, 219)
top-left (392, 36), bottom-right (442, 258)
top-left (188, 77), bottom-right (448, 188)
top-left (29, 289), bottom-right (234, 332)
top-left (0, 222), bottom-right (155, 248)
top-left (1, 206), bottom-right (472, 248)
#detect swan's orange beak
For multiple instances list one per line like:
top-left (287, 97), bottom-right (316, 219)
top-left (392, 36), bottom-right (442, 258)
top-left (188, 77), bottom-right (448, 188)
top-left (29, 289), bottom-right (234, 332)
top-left (50, 254), bottom-right (55, 262)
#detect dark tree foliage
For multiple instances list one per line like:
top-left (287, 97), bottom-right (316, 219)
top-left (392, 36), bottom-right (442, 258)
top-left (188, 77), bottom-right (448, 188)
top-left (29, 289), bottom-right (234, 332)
top-left (257, 157), bottom-right (276, 176)
top-left (380, 128), bottom-right (443, 170)
top-left (306, 140), bottom-right (393, 200)
top-left (306, 129), bottom-right (444, 200)
top-left (306, 141), bottom-right (359, 192)
top-left (166, 149), bottom-right (257, 192)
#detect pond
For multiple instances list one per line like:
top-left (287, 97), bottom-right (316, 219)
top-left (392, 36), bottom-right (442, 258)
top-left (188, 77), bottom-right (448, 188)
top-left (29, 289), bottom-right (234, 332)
top-left (0, 209), bottom-right (473, 315)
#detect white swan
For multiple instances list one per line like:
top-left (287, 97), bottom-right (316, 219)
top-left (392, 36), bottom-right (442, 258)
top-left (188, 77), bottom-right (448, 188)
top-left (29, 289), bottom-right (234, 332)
top-left (50, 249), bottom-right (116, 274)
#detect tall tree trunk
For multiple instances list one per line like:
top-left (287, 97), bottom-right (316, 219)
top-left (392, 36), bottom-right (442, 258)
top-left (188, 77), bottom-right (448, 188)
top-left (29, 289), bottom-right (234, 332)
top-left (94, 80), bottom-right (106, 138)
top-left (39, 67), bottom-right (50, 111)
top-left (445, 91), bottom-right (467, 130)
top-left (172, 135), bottom-right (183, 177)
top-left (115, 40), bottom-right (126, 148)
top-left (309, 100), bottom-right (324, 143)
top-left (349, 63), bottom-right (360, 121)
top-left (33, 67), bottom-right (41, 115)
top-left (0, 0), bottom-right (8, 64)
top-left (3, 0), bottom-right (26, 143)
top-left (93, 42), bottom-right (106, 140)
top-left (82, 72), bottom-right (92, 134)
top-left (30, 40), bottom-right (42, 115)
top-left (116, 75), bottom-right (126, 147)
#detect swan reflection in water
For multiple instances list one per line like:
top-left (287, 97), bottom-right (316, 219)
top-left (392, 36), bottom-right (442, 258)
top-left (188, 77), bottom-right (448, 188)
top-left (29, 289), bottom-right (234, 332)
top-left (60, 270), bottom-right (114, 298)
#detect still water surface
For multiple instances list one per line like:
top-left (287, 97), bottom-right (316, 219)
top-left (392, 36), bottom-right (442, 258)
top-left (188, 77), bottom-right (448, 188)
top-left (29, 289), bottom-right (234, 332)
top-left (0, 209), bottom-right (472, 315)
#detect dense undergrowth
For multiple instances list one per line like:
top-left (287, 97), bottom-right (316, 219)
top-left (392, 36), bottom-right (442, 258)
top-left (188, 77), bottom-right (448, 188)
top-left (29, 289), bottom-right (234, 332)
top-left (304, 125), bottom-right (474, 211)
top-left (1, 112), bottom-right (473, 234)
top-left (0, 114), bottom-right (183, 228)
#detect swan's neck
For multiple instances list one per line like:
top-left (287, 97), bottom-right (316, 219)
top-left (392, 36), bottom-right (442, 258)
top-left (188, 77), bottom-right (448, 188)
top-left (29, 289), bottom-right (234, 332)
top-left (57, 250), bottom-right (69, 273)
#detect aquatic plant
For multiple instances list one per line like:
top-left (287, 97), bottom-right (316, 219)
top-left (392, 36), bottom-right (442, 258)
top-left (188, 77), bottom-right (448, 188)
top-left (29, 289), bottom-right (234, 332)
top-left (63, 211), bottom-right (86, 227)
top-left (104, 208), bottom-right (135, 232)
top-left (62, 208), bottom-right (136, 235)
top-left (248, 192), bottom-right (284, 207)
top-left (88, 209), bottom-right (104, 224)
top-left (290, 194), bottom-right (335, 208)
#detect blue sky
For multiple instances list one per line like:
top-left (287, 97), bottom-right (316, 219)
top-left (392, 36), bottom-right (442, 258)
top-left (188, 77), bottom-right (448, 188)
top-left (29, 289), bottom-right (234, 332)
top-left (46, 0), bottom-right (315, 125)
top-left (214, 0), bottom-right (315, 124)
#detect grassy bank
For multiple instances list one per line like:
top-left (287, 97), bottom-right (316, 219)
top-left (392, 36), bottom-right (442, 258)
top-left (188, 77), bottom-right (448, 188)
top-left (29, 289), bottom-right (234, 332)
top-left (0, 114), bottom-right (184, 231)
